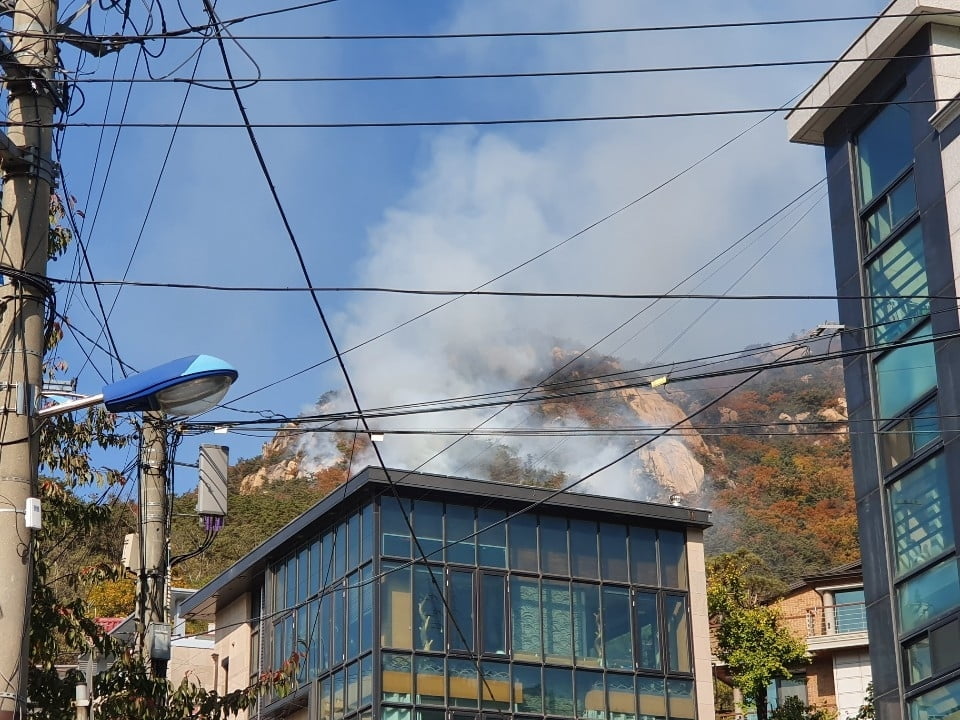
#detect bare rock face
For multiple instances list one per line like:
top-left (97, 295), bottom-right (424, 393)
top-left (718, 407), bottom-right (739, 423)
top-left (239, 428), bottom-right (305, 493)
top-left (637, 438), bottom-right (705, 495)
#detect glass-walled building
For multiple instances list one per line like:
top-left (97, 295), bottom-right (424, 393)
top-left (182, 467), bottom-right (714, 720)
top-left (787, 4), bottom-right (960, 718)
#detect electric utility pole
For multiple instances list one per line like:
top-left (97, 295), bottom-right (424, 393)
top-left (137, 411), bottom-right (170, 678)
top-left (0, 0), bottom-right (59, 717)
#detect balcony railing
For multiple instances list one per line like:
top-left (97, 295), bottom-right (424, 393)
top-left (783, 602), bottom-right (867, 639)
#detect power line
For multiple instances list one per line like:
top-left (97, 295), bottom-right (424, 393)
top-left (38, 96), bottom-right (954, 129)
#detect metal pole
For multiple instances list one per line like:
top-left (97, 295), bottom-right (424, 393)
top-left (136, 411), bottom-right (170, 679)
top-left (0, 0), bottom-right (58, 716)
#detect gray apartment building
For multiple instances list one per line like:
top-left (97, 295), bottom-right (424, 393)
top-left (180, 467), bottom-right (714, 720)
top-left (787, 1), bottom-right (960, 717)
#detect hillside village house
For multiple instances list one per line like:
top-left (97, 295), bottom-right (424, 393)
top-left (787, 0), bottom-right (960, 716)
top-left (180, 467), bottom-right (715, 720)
top-left (774, 563), bottom-right (871, 720)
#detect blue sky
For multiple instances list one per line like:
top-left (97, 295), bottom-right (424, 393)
top-left (47, 0), bottom-right (887, 492)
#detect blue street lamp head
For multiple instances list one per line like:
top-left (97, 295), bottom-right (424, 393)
top-left (102, 355), bottom-right (238, 416)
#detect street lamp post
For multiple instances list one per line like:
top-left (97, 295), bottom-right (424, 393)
top-left (3, 354), bottom-right (239, 708)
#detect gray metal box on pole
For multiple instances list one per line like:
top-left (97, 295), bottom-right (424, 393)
top-left (197, 444), bottom-right (228, 517)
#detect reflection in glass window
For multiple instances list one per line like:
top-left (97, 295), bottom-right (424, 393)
top-left (905, 634), bottom-right (932, 685)
top-left (667, 678), bottom-right (696, 720)
top-left (382, 496), bottom-right (412, 558)
top-left (320, 592), bottom-right (332, 671)
top-left (478, 508), bottom-right (507, 568)
top-left (602, 586), bottom-right (633, 670)
top-left (348, 511), bottom-right (361, 569)
top-left (880, 397), bottom-right (939, 474)
top-left (543, 579), bottom-right (573, 663)
top-left (575, 669), bottom-right (605, 719)
top-left (865, 173), bottom-right (917, 249)
top-left (333, 582), bottom-right (345, 664)
top-left (856, 87), bottom-right (912, 205)
top-left (570, 519), bottom-right (599, 579)
top-left (333, 668), bottom-right (345, 719)
top-left (346, 661), bottom-right (359, 713)
top-left (666, 594), bottom-right (692, 673)
top-left (513, 664), bottom-right (543, 714)
top-left (511, 577), bottom-right (541, 660)
top-left (348, 572), bottom-right (360, 659)
top-left (361, 502), bottom-right (374, 563)
top-left (875, 322), bottom-right (936, 419)
top-left (869, 223), bottom-right (928, 345)
top-left (415, 501), bottom-right (444, 559)
top-left (898, 556), bottom-right (960, 634)
top-left (607, 673), bottom-right (637, 720)
top-left (334, 522), bottom-right (346, 580)
top-left (381, 562), bottom-right (412, 649)
top-left (480, 574), bottom-right (507, 655)
top-left (637, 677), bottom-right (666, 719)
top-left (600, 523), bottom-right (629, 582)
top-left (448, 570), bottom-right (474, 652)
top-left (889, 454), bottom-right (954, 576)
top-left (544, 667), bottom-right (574, 717)
top-left (509, 514), bottom-right (539, 572)
top-left (630, 527), bottom-right (658, 586)
top-left (660, 530), bottom-right (687, 589)
top-left (572, 582), bottom-right (602, 667)
top-left (448, 658), bottom-right (478, 708)
top-left (360, 654), bottom-right (373, 707)
top-left (320, 675), bottom-right (332, 720)
top-left (446, 504), bottom-right (476, 566)
top-left (415, 655), bottom-right (445, 705)
top-left (361, 564), bottom-right (373, 654)
top-left (382, 652), bottom-right (412, 703)
top-left (908, 674), bottom-right (960, 720)
top-left (541, 515), bottom-right (569, 575)
top-left (414, 565), bottom-right (444, 652)
top-left (310, 539), bottom-right (322, 597)
top-left (480, 660), bottom-right (511, 710)
top-left (635, 591), bottom-right (661, 670)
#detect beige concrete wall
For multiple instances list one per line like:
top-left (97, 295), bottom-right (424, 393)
top-left (687, 528), bottom-right (716, 720)
top-left (214, 594), bottom-right (253, 717)
top-left (168, 642), bottom-right (216, 689)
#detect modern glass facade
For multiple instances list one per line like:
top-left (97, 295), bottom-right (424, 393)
top-left (221, 470), bottom-right (708, 720)
top-left (788, 14), bottom-right (960, 720)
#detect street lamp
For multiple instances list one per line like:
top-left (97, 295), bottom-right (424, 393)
top-left (38, 355), bottom-right (238, 418)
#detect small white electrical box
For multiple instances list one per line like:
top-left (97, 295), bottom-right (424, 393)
top-left (24, 497), bottom-right (41, 529)
top-left (122, 532), bottom-right (141, 572)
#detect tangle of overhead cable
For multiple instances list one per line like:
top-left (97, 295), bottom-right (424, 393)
top-left (0, 263), bottom-right (58, 349)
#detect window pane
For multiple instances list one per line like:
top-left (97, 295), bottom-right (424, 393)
top-left (333, 582), bottom-right (345, 664)
top-left (869, 223), bottom-right (928, 344)
top-left (361, 502), bottom-right (374, 563)
top-left (320, 592), bottom-right (332, 670)
top-left (569, 519), bottom-right (599, 579)
top-left (333, 668), bottom-right (345, 719)
top-left (320, 675), bottom-right (332, 720)
top-left (346, 661), bottom-right (359, 713)
top-left (876, 322), bottom-right (936, 419)
top-left (310, 539), bottom-right (322, 597)
top-left (297, 547), bottom-right (309, 602)
top-left (857, 88), bottom-right (912, 205)
top-left (880, 397), bottom-right (940, 474)
top-left (448, 569), bottom-right (474, 652)
top-left (511, 577), bottom-right (541, 660)
top-left (637, 677), bottom-right (666, 719)
top-left (543, 579), bottom-right (573, 663)
top-left (599, 523), bottom-right (629, 582)
top-left (513, 664), bottom-right (543, 714)
top-left (414, 500), bottom-right (444, 560)
top-left (480, 660), bottom-right (511, 710)
top-left (360, 654), bottom-right (373, 707)
top-left (630, 527), bottom-right (658, 586)
top-left (415, 655), bottom-right (445, 705)
top-left (540, 515), bottom-right (569, 575)
top-left (602, 586), bottom-right (633, 670)
top-left (908, 675), bottom-right (960, 720)
top-left (575, 669), bottom-right (605, 719)
top-left (899, 556), bottom-right (960, 634)
top-left (480, 574), bottom-right (507, 655)
top-left (446, 504), bottom-right (476, 566)
top-left (659, 530), bottom-right (687, 589)
top-left (607, 674), bottom-right (637, 720)
top-left (448, 658), bottom-right (478, 708)
top-left (635, 591), bottom-right (661, 670)
top-left (361, 564), bottom-right (373, 654)
top-left (348, 511), bottom-right (361, 570)
top-left (414, 565), bottom-right (444, 651)
top-left (833, 589), bottom-right (866, 634)
top-left (667, 679), bottom-right (696, 720)
top-left (572, 582), bottom-right (602, 667)
top-left (335, 522), bottom-right (347, 580)
top-left (382, 496), bottom-right (412, 558)
top-left (381, 562), bottom-right (412, 649)
top-left (906, 634), bottom-right (932, 685)
top-left (865, 173), bottom-right (917, 250)
top-left (889, 454), bottom-right (954, 576)
top-left (509, 514), bottom-right (539, 572)
top-left (666, 594), bottom-right (691, 672)
top-left (930, 619), bottom-right (960, 680)
top-left (478, 508), bottom-right (507, 568)
top-left (382, 653), bottom-right (412, 703)
top-left (544, 667), bottom-right (574, 717)
top-left (348, 572), bottom-right (360, 659)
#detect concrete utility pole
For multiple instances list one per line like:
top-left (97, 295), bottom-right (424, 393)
top-left (0, 0), bottom-right (59, 717)
top-left (137, 411), bottom-right (171, 678)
